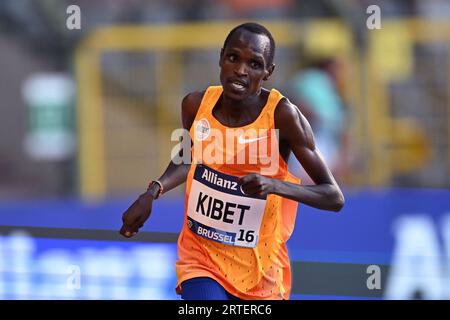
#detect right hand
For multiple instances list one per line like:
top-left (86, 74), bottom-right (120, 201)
top-left (119, 193), bottom-right (154, 238)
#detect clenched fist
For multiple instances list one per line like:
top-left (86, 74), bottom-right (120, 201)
top-left (238, 173), bottom-right (277, 198)
top-left (119, 193), bottom-right (154, 238)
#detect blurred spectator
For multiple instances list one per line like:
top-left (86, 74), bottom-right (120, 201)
top-left (288, 57), bottom-right (348, 183)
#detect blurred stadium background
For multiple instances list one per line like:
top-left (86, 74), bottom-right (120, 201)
top-left (1, 0), bottom-right (450, 300)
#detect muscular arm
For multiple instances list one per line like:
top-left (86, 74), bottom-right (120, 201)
top-left (120, 91), bottom-right (203, 237)
top-left (145, 91), bottom-right (204, 198)
top-left (274, 99), bottom-right (345, 211)
top-left (239, 99), bottom-right (345, 212)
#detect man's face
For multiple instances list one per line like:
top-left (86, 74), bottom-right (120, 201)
top-left (219, 29), bottom-right (274, 101)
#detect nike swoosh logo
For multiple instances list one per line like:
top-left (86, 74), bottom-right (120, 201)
top-left (238, 135), bottom-right (268, 144)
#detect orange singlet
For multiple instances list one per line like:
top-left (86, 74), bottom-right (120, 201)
top-left (176, 86), bottom-right (301, 300)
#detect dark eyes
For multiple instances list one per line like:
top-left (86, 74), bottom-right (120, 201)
top-left (227, 54), bottom-right (262, 69)
top-left (250, 61), bottom-right (263, 69)
top-left (228, 54), bottom-right (237, 62)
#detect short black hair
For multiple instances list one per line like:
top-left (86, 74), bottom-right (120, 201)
top-left (222, 22), bottom-right (275, 66)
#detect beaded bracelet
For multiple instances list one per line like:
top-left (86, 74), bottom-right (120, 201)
top-left (148, 180), bottom-right (163, 199)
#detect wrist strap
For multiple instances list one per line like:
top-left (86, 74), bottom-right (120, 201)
top-left (148, 180), bottom-right (163, 199)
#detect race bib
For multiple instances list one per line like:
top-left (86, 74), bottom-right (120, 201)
top-left (186, 164), bottom-right (267, 248)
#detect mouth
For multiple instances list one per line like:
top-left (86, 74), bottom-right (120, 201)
top-left (228, 78), bottom-right (248, 92)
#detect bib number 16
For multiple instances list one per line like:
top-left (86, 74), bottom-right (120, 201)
top-left (237, 229), bottom-right (255, 243)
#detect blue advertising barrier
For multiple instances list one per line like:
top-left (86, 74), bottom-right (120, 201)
top-left (0, 188), bottom-right (449, 299)
top-left (1, 188), bottom-right (449, 260)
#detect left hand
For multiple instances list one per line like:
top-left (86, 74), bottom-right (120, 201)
top-left (238, 173), bottom-right (277, 198)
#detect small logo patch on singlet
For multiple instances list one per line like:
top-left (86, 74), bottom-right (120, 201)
top-left (237, 134), bottom-right (268, 144)
top-left (195, 118), bottom-right (210, 141)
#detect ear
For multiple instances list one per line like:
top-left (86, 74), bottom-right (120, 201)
top-left (263, 64), bottom-right (275, 81)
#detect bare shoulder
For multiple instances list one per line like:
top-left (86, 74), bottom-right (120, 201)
top-left (274, 97), bottom-right (315, 149)
top-left (181, 90), bottom-right (206, 130)
top-left (274, 98), bottom-right (301, 124)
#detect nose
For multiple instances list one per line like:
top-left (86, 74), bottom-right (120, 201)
top-left (234, 62), bottom-right (248, 76)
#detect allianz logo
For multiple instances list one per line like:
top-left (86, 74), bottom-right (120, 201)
top-left (201, 168), bottom-right (238, 192)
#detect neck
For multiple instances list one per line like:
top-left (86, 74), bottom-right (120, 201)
top-left (222, 88), bottom-right (262, 114)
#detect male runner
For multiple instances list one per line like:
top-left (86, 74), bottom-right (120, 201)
top-left (120, 22), bottom-right (345, 300)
